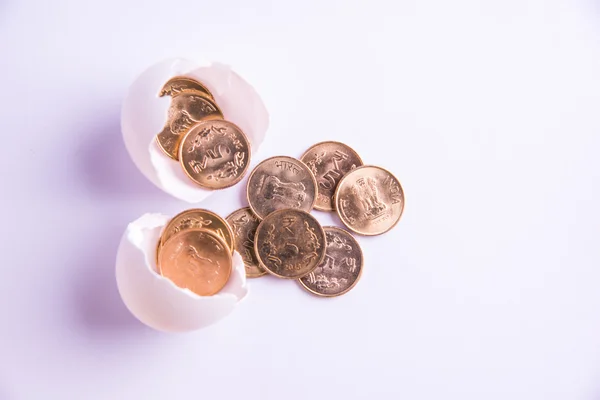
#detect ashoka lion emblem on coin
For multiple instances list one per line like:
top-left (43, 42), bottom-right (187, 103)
top-left (247, 156), bottom-right (318, 219)
top-left (335, 165), bottom-right (404, 236)
top-left (352, 176), bottom-right (387, 220)
top-left (258, 175), bottom-right (307, 208)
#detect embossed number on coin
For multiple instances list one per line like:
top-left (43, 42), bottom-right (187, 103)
top-left (299, 226), bottom-right (363, 297)
top-left (179, 120), bottom-right (251, 189)
top-left (301, 141), bottom-right (363, 211)
top-left (335, 165), bottom-right (404, 236)
top-left (158, 228), bottom-right (232, 296)
top-left (247, 156), bottom-right (317, 219)
top-left (254, 209), bottom-right (326, 279)
top-left (226, 207), bottom-right (266, 278)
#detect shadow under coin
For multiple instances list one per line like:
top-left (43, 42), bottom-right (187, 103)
top-left (0, 0), bottom-right (11, 26)
top-left (69, 223), bottom-right (150, 338)
top-left (76, 112), bottom-right (166, 201)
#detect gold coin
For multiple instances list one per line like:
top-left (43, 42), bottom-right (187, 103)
top-left (300, 141), bottom-right (363, 211)
top-left (158, 228), bottom-right (232, 296)
top-left (225, 207), bottom-right (267, 278)
top-left (334, 165), bottom-right (404, 236)
top-left (156, 91), bottom-right (224, 160)
top-left (254, 209), bottom-right (326, 279)
top-left (160, 76), bottom-right (215, 99)
top-left (298, 226), bottom-right (363, 297)
top-left (179, 120), bottom-right (251, 189)
top-left (247, 156), bottom-right (317, 219)
top-left (160, 209), bottom-right (235, 253)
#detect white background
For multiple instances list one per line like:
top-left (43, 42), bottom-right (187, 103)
top-left (1, 1), bottom-right (600, 399)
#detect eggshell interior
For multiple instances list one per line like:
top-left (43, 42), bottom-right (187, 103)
top-left (121, 59), bottom-right (270, 203)
top-left (115, 213), bottom-right (248, 333)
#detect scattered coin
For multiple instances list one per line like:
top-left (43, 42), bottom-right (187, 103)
top-left (335, 165), bottom-right (404, 236)
top-left (254, 209), bottom-right (326, 279)
top-left (160, 208), bottom-right (235, 253)
top-left (160, 76), bottom-right (215, 99)
top-left (225, 207), bottom-right (267, 278)
top-left (159, 228), bottom-right (232, 296)
top-left (247, 156), bottom-right (317, 219)
top-left (298, 226), bottom-right (363, 297)
top-left (301, 141), bottom-right (363, 211)
top-left (179, 120), bottom-right (251, 189)
top-left (156, 91), bottom-right (224, 160)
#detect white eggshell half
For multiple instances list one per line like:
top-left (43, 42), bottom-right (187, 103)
top-left (115, 213), bottom-right (248, 333)
top-left (121, 59), bottom-right (270, 203)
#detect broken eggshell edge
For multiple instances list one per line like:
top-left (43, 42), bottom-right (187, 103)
top-left (115, 213), bottom-right (248, 333)
top-left (121, 58), bottom-right (270, 203)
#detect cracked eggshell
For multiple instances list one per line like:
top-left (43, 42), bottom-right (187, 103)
top-left (121, 59), bottom-right (270, 203)
top-left (116, 213), bottom-right (248, 332)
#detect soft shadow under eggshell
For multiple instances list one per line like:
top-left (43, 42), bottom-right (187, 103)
top-left (115, 213), bottom-right (248, 333)
top-left (121, 59), bottom-right (270, 203)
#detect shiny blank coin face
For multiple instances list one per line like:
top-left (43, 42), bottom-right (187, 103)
top-left (247, 156), bottom-right (317, 219)
top-left (160, 76), bottom-right (214, 99)
top-left (335, 165), bottom-right (405, 236)
top-left (299, 226), bottom-right (363, 297)
top-left (300, 141), bottom-right (363, 211)
top-left (254, 209), bottom-right (326, 279)
top-left (179, 120), bottom-right (251, 189)
top-left (161, 209), bottom-right (235, 253)
top-left (159, 229), bottom-right (232, 297)
top-left (225, 207), bottom-right (267, 278)
top-left (156, 91), bottom-right (223, 160)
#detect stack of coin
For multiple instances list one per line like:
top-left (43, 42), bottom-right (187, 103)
top-left (225, 141), bottom-right (404, 297)
top-left (156, 209), bottom-right (235, 297)
top-left (155, 76), bottom-right (252, 189)
top-left (155, 142), bottom-right (404, 299)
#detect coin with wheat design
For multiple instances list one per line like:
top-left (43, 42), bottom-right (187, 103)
top-left (158, 228), bottom-right (232, 297)
top-left (254, 209), bottom-right (326, 279)
top-left (225, 207), bottom-right (267, 278)
top-left (247, 156), bottom-right (317, 219)
top-left (179, 120), bottom-right (251, 189)
top-left (299, 226), bottom-right (363, 297)
top-left (335, 165), bottom-right (404, 236)
top-left (300, 141), bottom-right (363, 211)
top-left (160, 209), bottom-right (235, 253)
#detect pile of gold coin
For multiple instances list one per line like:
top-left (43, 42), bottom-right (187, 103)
top-left (155, 76), bottom-right (251, 189)
top-left (155, 140), bottom-right (404, 298)
top-left (156, 209), bottom-right (236, 296)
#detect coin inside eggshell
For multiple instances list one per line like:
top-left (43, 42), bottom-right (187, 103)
top-left (179, 120), bottom-right (251, 189)
top-left (115, 213), bottom-right (248, 332)
top-left (121, 58), bottom-right (270, 203)
top-left (159, 228), bottom-right (233, 297)
top-left (156, 91), bottom-right (224, 160)
top-left (160, 76), bottom-right (215, 99)
top-left (159, 208), bottom-right (235, 254)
